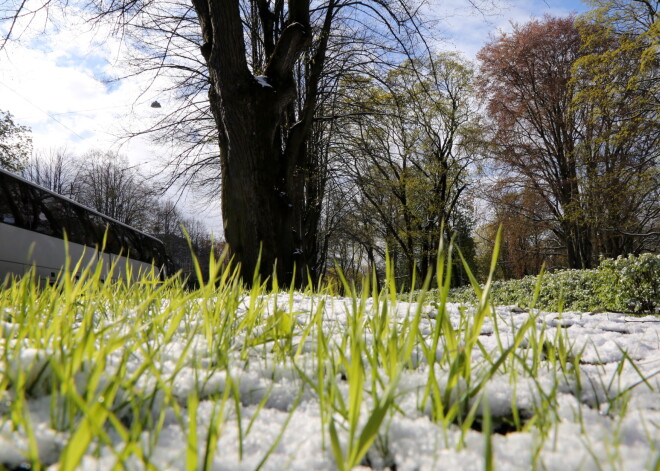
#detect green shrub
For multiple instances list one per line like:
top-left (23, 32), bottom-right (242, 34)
top-left (597, 253), bottom-right (660, 312)
top-left (449, 253), bottom-right (660, 313)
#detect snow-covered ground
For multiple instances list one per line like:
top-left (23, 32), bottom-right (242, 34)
top-left (1, 296), bottom-right (659, 470)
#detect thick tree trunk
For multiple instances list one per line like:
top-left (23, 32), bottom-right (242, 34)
top-left (191, 0), bottom-right (315, 286)
top-left (213, 79), bottom-right (302, 284)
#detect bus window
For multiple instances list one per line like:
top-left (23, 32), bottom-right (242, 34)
top-left (20, 186), bottom-right (46, 233)
top-left (0, 177), bottom-right (19, 225)
top-left (1, 178), bottom-right (30, 228)
top-left (59, 202), bottom-right (92, 247)
top-left (130, 232), bottom-right (148, 263)
top-left (35, 193), bottom-right (64, 238)
top-left (140, 235), bottom-right (154, 264)
top-left (101, 221), bottom-right (121, 255)
top-left (70, 206), bottom-right (97, 247)
top-left (151, 243), bottom-right (165, 266)
top-left (88, 213), bottom-right (107, 250)
top-left (118, 225), bottom-right (140, 261)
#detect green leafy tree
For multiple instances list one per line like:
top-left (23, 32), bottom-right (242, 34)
top-left (333, 55), bottom-right (482, 287)
top-left (478, 14), bottom-right (659, 271)
top-left (576, 0), bottom-right (658, 107)
top-left (573, 0), bottom-right (660, 256)
top-left (0, 110), bottom-right (31, 172)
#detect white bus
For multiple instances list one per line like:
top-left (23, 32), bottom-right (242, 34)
top-left (0, 167), bottom-right (175, 284)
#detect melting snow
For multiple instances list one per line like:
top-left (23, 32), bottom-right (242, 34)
top-left (0, 298), bottom-right (659, 470)
top-left (255, 75), bottom-right (273, 88)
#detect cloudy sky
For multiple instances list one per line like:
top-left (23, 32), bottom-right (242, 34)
top-left (0, 0), bottom-right (588, 232)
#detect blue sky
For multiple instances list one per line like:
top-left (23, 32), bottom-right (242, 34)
top-left (1, 0), bottom-right (589, 152)
top-left (435, 0), bottom-right (588, 58)
top-left (0, 0), bottom-right (589, 231)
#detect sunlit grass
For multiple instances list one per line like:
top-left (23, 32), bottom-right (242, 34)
top-left (0, 241), bottom-right (658, 470)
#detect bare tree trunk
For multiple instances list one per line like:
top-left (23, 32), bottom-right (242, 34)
top-left (211, 78), bottom-right (301, 283)
top-left (192, 0), bottom-right (313, 285)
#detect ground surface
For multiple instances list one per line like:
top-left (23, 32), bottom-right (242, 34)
top-left (1, 297), bottom-right (659, 470)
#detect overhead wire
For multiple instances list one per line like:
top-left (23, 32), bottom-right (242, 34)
top-left (0, 79), bottom-right (116, 140)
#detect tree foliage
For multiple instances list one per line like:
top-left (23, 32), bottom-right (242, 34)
top-left (0, 110), bottom-right (31, 172)
top-left (329, 55), bottom-right (482, 287)
top-left (477, 15), bottom-right (659, 272)
top-left (573, 0), bottom-right (660, 256)
top-left (576, 0), bottom-right (658, 108)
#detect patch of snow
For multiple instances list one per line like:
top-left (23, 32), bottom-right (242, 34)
top-left (1, 299), bottom-right (659, 470)
top-left (255, 75), bottom-right (273, 88)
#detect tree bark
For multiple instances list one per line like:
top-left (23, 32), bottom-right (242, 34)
top-left (192, 0), bottom-right (316, 285)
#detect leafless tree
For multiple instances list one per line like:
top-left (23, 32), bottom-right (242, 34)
top-left (21, 148), bottom-right (78, 198)
top-left (74, 150), bottom-right (157, 231)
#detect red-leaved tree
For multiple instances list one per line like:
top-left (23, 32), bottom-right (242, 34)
top-left (477, 15), bottom-right (593, 269)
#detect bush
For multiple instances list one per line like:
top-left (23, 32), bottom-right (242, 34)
top-left (449, 253), bottom-right (660, 313)
top-left (597, 253), bottom-right (660, 312)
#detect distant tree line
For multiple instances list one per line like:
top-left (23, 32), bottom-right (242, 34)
top-left (2, 0), bottom-right (657, 288)
top-left (17, 148), bottom-right (223, 285)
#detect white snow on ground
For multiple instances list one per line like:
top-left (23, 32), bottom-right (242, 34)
top-left (1, 296), bottom-right (659, 470)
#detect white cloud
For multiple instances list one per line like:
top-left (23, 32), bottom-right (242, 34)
top-left (1, 23), bottom-right (159, 158)
top-left (431, 0), bottom-right (587, 59)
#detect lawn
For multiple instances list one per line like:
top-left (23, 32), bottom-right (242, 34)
top-left (0, 251), bottom-right (658, 470)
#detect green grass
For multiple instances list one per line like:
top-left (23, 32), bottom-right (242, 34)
top-left (0, 243), bottom-right (657, 470)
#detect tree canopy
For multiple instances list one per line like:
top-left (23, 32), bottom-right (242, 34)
top-left (329, 55), bottom-right (482, 286)
top-left (0, 110), bottom-right (31, 172)
top-left (477, 14), bottom-right (659, 271)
